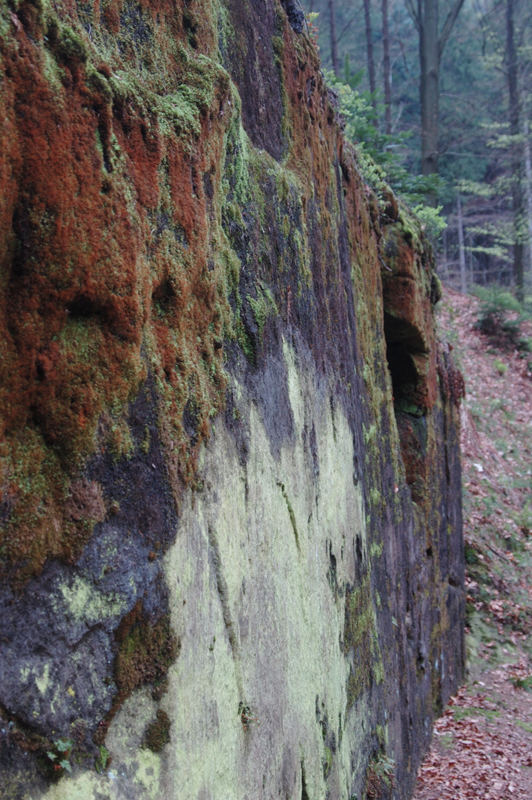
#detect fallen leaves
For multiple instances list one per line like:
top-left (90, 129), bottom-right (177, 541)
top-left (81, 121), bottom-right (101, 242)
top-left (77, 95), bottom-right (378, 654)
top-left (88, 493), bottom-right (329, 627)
top-left (412, 288), bottom-right (532, 800)
top-left (414, 667), bottom-right (532, 800)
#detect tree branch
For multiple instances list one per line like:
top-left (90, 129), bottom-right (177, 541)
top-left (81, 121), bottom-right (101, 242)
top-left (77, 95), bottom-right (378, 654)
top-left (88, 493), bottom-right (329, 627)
top-left (439, 0), bottom-right (467, 58)
top-left (337, 12), bottom-right (358, 44)
top-left (404, 0), bottom-right (420, 32)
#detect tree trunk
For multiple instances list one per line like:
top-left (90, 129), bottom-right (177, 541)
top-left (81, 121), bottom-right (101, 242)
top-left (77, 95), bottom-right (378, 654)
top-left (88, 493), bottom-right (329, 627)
top-left (419, 0), bottom-right (439, 177)
top-left (363, 0), bottom-right (377, 118)
top-left (524, 117), bottom-right (532, 289)
top-left (457, 193), bottom-right (467, 294)
top-left (506, 0), bottom-right (524, 301)
top-left (328, 0), bottom-right (340, 77)
top-left (467, 230), bottom-right (474, 285)
top-left (410, 0), bottom-right (465, 187)
top-left (382, 0), bottom-right (392, 135)
top-left (441, 227), bottom-right (449, 282)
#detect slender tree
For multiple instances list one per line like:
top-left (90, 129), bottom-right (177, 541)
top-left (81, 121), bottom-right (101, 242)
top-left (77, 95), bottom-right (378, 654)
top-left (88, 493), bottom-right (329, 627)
top-left (405, 0), bottom-right (466, 178)
top-left (457, 193), bottom-right (467, 293)
top-left (382, 0), bottom-right (392, 134)
top-left (524, 118), bottom-right (532, 285)
top-left (362, 0), bottom-right (378, 117)
top-left (505, 0), bottom-right (525, 300)
top-left (328, 0), bottom-right (340, 76)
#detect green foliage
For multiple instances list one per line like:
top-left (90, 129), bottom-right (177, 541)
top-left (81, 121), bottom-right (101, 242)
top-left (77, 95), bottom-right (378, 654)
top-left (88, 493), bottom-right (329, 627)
top-left (305, 0), bottom-right (532, 285)
top-left (456, 179), bottom-right (495, 199)
top-left (464, 542), bottom-right (480, 566)
top-left (511, 675), bottom-right (532, 691)
top-left (411, 203), bottom-right (448, 240)
top-left (472, 286), bottom-right (531, 353)
top-left (452, 706), bottom-right (500, 722)
top-left (45, 738), bottom-right (73, 774)
top-left (364, 753), bottom-right (395, 798)
top-left (325, 71), bottom-right (446, 239)
top-left (493, 358), bottom-right (507, 376)
top-left (95, 745), bottom-right (111, 773)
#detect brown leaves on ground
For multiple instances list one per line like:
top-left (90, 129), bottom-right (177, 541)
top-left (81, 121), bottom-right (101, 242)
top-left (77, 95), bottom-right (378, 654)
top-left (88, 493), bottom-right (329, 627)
top-left (413, 287), bottom-right (532, 800)
top-left (414, 662), bottom-right (532, 800)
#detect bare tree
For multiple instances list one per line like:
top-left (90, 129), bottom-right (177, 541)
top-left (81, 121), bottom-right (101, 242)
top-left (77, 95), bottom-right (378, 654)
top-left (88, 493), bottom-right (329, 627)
top-left (524, 118), bottom-right (532, 288)
top-left (363, 0), bottom-right (377, 117)
top-left (457, 193), bottom-right (467, 294)
top-left (405, 0), bottom-right (466, 178)
top-left (328, 0), bottom-right (340, 76)
top-left (382, 0), bottom-right (392, 134)
top-left (505, 0), bottom-right (525, 300)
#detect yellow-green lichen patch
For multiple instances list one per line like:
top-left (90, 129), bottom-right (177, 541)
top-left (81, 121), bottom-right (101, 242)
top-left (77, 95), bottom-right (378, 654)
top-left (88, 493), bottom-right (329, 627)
top-left (344, 575), bottom-right (384, 706)
top-left (34, 662), bottom-right (51, 697)
top-left (57, 576), bottom-right (127, 626)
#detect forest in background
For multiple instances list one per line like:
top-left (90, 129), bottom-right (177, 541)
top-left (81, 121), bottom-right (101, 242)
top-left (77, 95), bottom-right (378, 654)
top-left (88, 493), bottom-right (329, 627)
top-left (302, 0), bottom-right (531, 301)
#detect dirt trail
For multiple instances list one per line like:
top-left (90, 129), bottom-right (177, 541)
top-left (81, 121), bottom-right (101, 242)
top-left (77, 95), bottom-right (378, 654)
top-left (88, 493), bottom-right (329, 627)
top-left (412, 287), bottom-right (532, 800)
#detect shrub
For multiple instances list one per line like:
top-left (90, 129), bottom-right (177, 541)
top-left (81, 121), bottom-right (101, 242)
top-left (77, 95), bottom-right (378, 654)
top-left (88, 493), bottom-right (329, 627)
top-left (472, 286), bottom-right (531, 353)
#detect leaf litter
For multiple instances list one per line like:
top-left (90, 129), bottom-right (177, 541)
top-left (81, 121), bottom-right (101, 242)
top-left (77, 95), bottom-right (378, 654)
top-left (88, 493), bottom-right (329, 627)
top-left (412, 287), bottom-right (532, 800)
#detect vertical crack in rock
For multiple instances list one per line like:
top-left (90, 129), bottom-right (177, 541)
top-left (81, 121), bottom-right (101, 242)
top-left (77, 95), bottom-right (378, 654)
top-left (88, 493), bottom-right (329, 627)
top-left (277, 480), bottom-right (301, 551)
top-left (207, 523), bottom-right (243, 696)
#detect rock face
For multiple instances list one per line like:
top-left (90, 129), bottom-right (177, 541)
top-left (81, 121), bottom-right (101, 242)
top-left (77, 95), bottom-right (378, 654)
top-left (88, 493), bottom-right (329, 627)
top-left (0, 1), bottom-right (464, 798)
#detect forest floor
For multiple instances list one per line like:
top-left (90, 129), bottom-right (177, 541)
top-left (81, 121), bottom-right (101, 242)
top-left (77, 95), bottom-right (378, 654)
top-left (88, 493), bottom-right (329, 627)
top-left (412, 287), bottom-right (532, 800)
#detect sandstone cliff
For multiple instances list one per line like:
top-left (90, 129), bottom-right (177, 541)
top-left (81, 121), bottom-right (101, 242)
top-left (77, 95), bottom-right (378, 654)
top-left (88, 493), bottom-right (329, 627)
top-left (0, 1), bottom-right (465, 798)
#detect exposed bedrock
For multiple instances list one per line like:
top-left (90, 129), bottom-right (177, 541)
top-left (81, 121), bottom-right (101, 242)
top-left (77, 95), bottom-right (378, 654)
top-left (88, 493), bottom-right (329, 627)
top-left (0, 1), bottom-right (464, 798)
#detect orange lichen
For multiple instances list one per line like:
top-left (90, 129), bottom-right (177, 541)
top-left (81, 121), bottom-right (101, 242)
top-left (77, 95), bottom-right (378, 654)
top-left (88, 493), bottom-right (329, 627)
top-left (0, 1), bottom-right (233, 580)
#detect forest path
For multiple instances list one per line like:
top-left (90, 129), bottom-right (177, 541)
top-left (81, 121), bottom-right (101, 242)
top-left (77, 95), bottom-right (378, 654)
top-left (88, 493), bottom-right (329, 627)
top-left (413, 287), bottom-right (532, 800)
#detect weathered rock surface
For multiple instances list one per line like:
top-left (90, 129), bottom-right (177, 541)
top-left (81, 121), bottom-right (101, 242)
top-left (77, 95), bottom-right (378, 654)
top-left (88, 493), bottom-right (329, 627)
top-left (0, 1), bottom-right (464, 798)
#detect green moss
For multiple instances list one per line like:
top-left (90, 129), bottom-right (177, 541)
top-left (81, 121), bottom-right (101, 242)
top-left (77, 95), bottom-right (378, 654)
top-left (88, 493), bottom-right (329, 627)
top-left (216, 0), bottom-right (236, 57)
top-left (271, 24), bottom-right (292, 142)
top-left (323, 744), bottom-right (333, 778)
top-left (141, 425), bottom-right (151, 455)
top-left (363, 423), bottom-right (377, 444)
top-left (373, 658), bottom-right (384, 686)
top-left (369, 487), bottom-right (381, 508)
top-left (156, 50), bottom-right (231, 145)
top-left (115, 608), bottom-right (178, 701)
top-left (222, 107), bottom-right (251, 207)
top-left (344, 576), bottom-right (384, 705)
top-left (375, 724), bottom-right (387, 748)
top-left (248, 281), bottom-right (278, 338)
top-left (94, 745), bottom-right (111, 773)
top-left (143, 709), bottom-right (171, 752)
top-left (452, 706), bottom-right (500, 721)
top-left (431, 272), bottom-right (443, 304)
top-left (396, 203), bottom-right (422, 252)
top-left (45, 18), bottom-right (89, 65)
top-left (0, 429), bottom-right (72, 579)
top-left (157, 90), bottom-right (202, 140)
top-left (370, 541), bottom-right (383, 558)
top-left (272, 35), bottom-right (284, 63)
top-left (363, 753), bottom-right (395, 798)
top-left (86, 64), bottom-right (112, 102)
top-left (235, 318), bottom-right (256, 364)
